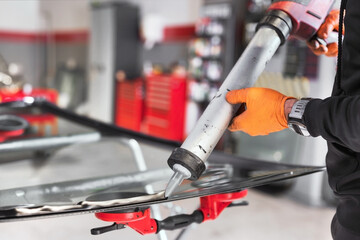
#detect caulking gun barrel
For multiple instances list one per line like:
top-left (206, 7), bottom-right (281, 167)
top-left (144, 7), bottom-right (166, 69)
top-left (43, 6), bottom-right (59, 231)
top-left (167, 11), bottom-right (293, 182)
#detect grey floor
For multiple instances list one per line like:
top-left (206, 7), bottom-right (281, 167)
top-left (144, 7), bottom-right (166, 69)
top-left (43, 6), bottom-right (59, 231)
top-left (0, 137), bottom-right (335, 240)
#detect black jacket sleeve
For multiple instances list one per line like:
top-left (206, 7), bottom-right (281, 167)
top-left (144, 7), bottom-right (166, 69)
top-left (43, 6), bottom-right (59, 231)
top-left (304, 96), bottom-right (360, 152)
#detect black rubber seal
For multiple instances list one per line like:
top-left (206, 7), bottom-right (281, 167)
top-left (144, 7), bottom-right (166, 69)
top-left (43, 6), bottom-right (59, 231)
top-left (167, 148), bottom-right (206, 180)
top-left (256, 10), bottom-right (293, 45)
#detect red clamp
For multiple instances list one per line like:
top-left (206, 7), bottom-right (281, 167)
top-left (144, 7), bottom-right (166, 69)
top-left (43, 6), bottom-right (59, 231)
top-left (92, 190), bottom-right (248, 236)
top-left (93, 208), bottom-right (157, 235)
top-left (200, 190), bottom-right (248, 222)
top-left (0, 115), bottom-right (28, 142)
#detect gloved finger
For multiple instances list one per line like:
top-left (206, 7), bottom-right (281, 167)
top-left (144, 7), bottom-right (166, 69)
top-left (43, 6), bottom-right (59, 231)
top-left (317, 21), bottom-right (337, 39)
top-left (306, 39), bottom-right (320, 50)
top-left (310, 43), bottom-right (328, 56)
top-left (228, 113), bottom-right (247, 132)
top-left (307, 40), bottom-right (328, 56)
top-left (317, 10), bottom-right (340, 39)
top-left (325, 43), bottom-right (338, 57)
top-left (226, 89), bottom-right (248, 105)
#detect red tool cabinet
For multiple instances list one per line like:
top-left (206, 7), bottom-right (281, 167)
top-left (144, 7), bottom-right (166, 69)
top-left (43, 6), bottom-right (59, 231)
top-left (143, 74), bottom-right (187, 141)
top-left (0, 88), bottom-right (58, 103)
top-left (0, 88), bottom-right (59, 138)
top-left (115, 79), bottom-right (144, 131)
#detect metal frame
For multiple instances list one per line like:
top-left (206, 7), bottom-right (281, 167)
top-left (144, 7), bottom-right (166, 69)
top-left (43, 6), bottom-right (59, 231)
top-left (116, 137), bottom-right (168, 240)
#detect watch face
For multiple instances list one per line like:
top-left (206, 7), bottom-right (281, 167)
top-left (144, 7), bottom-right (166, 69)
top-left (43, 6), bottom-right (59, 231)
top-left (288, 122), bottom-right (303, 135)
top-left (288, 121), bottom-right (310, 137)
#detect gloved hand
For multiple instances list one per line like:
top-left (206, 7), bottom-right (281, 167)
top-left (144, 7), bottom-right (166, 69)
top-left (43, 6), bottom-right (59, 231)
top-left (307, 9), bottom-right (343, 57)
top-left (225, 88), bottom-right (296, 136)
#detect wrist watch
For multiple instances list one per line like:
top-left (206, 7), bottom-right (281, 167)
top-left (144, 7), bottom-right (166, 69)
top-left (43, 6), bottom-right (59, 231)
top-left (288, 98), bottom-right (312, 137)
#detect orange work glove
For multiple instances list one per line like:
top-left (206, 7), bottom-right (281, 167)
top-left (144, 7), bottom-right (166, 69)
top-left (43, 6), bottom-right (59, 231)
top-left (226, 88), bottom-right (296, 136)
top-left (307, 9), bottom-right (344, 57)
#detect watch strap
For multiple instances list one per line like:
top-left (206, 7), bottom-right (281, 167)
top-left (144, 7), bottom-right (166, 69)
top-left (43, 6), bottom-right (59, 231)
top-left (288, 98), bottom-right (311, 137)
